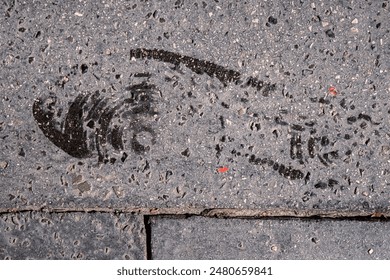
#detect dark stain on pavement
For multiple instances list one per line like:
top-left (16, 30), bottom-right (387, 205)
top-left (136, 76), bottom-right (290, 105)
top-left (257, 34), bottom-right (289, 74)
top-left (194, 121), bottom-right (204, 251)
top-left (33, 82), bottom-right (159, 164)
top-left (32, 48), bottom-right (381, 186)
top-left (33, 48), bottom-right (276, 164)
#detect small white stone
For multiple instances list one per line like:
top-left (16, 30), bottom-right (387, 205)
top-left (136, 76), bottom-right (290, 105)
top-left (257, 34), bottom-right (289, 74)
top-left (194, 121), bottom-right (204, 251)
top-left (322, 21), bottom-right (329, 27)
top-left (311, 3), bottom-right (316, 8)
top-left (0, 161), bottom-right (8, 169)
top-left (238, 108), bottom-right (246, 115)
top-left (352, 18), bottom-right (358, 24)
top-left (74, 12), bottom-right (83, 17)
top-left (351, 27), bottom-right (359, 33)
top-left (368, 248), bottom-right (374, 255)
top-left (252, 18), bottom-right (259, 23)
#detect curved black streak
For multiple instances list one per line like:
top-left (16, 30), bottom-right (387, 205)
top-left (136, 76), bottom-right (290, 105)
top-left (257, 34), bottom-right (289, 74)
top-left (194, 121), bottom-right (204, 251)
top-left (130, 48), bottom-right (276, 96)
top-left (32, 95), bottom-right (90, 158)
top-left (130, 48), bottom-right (241, 84)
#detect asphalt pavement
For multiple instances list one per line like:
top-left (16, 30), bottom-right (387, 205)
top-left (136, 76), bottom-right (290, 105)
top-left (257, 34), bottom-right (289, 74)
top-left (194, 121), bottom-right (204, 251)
top-left (1, 0), bottom-right (389, 259)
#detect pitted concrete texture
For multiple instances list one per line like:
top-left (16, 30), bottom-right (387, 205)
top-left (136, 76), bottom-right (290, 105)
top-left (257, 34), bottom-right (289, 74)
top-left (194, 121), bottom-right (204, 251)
top-left (1, 0), bottom-right (390, 215)
top-left (0, 212), bottom-right (146, 260)
top-left (150, 216), bottom-right (390, 260)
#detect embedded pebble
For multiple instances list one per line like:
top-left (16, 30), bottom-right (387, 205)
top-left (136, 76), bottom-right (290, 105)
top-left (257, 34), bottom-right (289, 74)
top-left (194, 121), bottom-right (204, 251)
top-left (0, 161), bottom-right (8, 169)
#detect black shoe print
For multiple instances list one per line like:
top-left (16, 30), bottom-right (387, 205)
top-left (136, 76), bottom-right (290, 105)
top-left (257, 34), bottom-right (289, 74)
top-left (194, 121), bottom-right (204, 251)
top-left (33, 48), bottom-right (276, 163)
top-left (33, 48), bottom-right (382, 187)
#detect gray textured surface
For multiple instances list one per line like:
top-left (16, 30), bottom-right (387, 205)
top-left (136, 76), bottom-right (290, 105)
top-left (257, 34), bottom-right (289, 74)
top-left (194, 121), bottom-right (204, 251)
top-left (1, 0), bottom-right (390, 214)
top-left (151, 216), bottom-right (390, 260)
top-left (3, 0), bottom-right (390, 262)
top-left (0, 212), bottom-right (146, 260)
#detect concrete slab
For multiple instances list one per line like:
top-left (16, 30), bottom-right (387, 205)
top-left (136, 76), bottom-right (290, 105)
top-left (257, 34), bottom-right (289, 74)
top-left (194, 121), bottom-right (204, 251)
top-left (1, 0), bottom-right (389, 214)
top-left (150, 216), bottom-right (390, 259)
top-left (0, 212), bottom-right (146, 259)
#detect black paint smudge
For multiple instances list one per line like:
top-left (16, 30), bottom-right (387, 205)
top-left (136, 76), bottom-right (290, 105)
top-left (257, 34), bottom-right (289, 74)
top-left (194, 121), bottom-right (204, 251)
top-left (33, 94), bottom-right (90, 158)
top-left (248, 154), bottom-right (304, 180)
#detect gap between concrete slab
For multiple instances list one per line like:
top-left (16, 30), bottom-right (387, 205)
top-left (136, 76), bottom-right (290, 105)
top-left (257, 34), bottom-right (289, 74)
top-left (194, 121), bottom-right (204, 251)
top-left (1, 209), bottom-right (389, 260)
top-left (144, 215), bottom-right (153, 260)
top-left (0, 207), bottom-right (389, 218)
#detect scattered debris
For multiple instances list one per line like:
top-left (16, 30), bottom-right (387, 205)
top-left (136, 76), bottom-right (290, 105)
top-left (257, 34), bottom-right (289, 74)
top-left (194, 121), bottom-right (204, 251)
top-left (217, 166), bottom-right (229, 173)
top-left (328, 86), bottom-right (337, 96)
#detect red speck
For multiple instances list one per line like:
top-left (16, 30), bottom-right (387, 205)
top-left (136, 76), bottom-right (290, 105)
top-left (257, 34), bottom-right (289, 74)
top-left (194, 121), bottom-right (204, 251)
top-left (217, 166), bottom-right (229, 173)
top-left (328, 86), bottom-right (337, 96)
